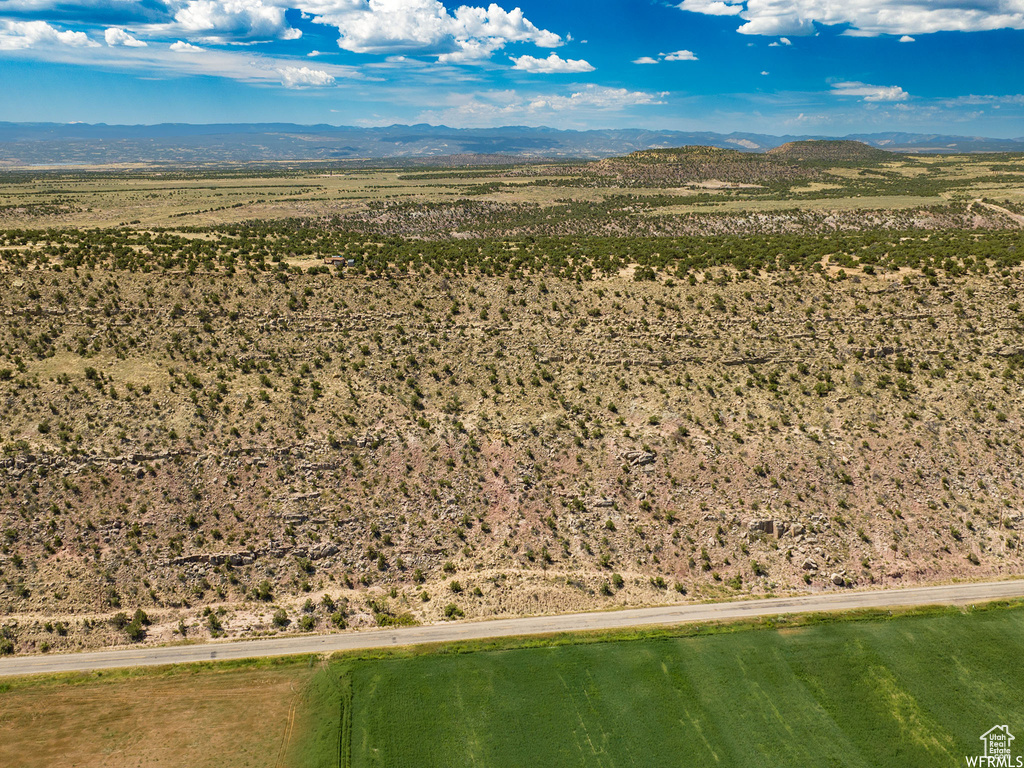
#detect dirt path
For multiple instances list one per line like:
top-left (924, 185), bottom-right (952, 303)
top-left (972, 198), bottom-right (1024, 227)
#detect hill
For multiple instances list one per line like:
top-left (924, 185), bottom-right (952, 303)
top-left (767, 139), bottom-right (894, 163)
top-left (589, 145), bottom-right (819, 186)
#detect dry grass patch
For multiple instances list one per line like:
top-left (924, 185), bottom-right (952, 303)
top-left (0, 663), bottom-right (314, 768)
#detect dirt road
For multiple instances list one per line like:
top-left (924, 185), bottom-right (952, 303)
top-left (2, 579), bottom-right (1022, 677)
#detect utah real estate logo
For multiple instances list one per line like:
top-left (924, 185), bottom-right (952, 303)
top-left (967, 726), bottom-right (1023, 767)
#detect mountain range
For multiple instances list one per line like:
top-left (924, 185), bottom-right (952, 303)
top-left (1, 122), bottom-right (1023, 166)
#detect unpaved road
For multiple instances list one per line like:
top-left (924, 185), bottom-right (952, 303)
top-left (2, 579), bottom-right (1023, 678)
top-left (973, 199), bottom-right (1024, 226)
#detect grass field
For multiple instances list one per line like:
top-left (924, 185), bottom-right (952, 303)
top-left (299, 604), bottom-right (1024, 768)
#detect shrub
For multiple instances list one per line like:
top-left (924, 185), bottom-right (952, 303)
top-left (254, 580), bottom-right (273, 601)
top-left (444, 603), bottom-right (465, 620)
top-left (273, 609), bottom-right (289, 627)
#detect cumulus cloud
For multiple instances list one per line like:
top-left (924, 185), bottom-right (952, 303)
top-left (3, 0), bottom-right (563, 58)
top-left (830, 80), bottom-right (909, 102)
top-left (510, 52), bottom-right (594, 73)
top-left (278, 64), bottom-right (335, 87)
top-left (678, 0), bottom-right (1024, 37)
top-left (1, 1), bottom-right (568, 66)
top-left (309, 0), bottom-right (562, 63)
top-left (170, 39), bottom-right (204, 51)
top-left (104, 27), bottom-right (147, 47)
top-left (633, 56), bottom-right (659, 64)
top-left (168, 0), bottom-right (301, 42)
top-left (0, 19), bottom-right (98, 49)
top-left (677, 0), bottom-right (743, 16)
top-left (456, 3), bottom-right (561, 46)
top-left (899, 34), bottom-right (915, 42)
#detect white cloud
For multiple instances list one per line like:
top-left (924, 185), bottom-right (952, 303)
top-left (830, 80), bottom-right (909, 102)
top-left (679, 0), bottom-right (1024, 37)
top-left (419, 84), bottom-right (667, 127)
top-left (760, 69), bottom-right (769, 74)
top-left (307, 49), bottom-right (322, 56)
top-left (677, 0), bottom-right (743, 16)
top-left (510, 52), bottom-right (594, 73)
top-left (104, 27), bottom-right (147, 47)
top-left (769, 36), bottom-right (791, 45)
top-left (634, 49), bottom-right (698, 64)
top-left (152, 0), bottom-right (301, 43)
top-left (278, 64), bottom-right (335, 87)
top-left (899, 34), bottom-right (915, 42)
top-left (436, 38), bottom-right (498, 63)
top-left (663, 49), bottom-right (698, 60)
top-left (550, 85), bottom-right (666, 109)
top-left (0, 19), bottom-right (98, 50)
top-left (3, 28), bottom-right (363, 89)
top-left (0, 1), bottom-right (567, 66)
top-left (309, 0), bottom-right (562, 63)
top-left (943, 93), bottom-right (1024, 106)
top-left (455, 3), bottom-right (561, 47)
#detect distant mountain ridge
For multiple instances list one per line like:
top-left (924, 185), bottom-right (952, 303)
top-left (1, 122), bottom-right (1023, 166)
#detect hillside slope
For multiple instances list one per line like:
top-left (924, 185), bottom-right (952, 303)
top-left (1, 262), bottom-right (1023, 654)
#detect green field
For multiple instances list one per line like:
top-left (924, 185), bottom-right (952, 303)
top-left (297, 605), bottom-right (1024, 768)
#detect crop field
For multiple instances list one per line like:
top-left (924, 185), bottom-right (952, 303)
top-left (298, 604), bottom-right (1024, 768)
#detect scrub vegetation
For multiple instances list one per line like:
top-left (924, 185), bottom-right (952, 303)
top-left (1, 145), bottom-right (1023, 655)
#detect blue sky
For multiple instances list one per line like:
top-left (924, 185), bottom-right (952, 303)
top-left (1, 0), bottom-right (1023, 136)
